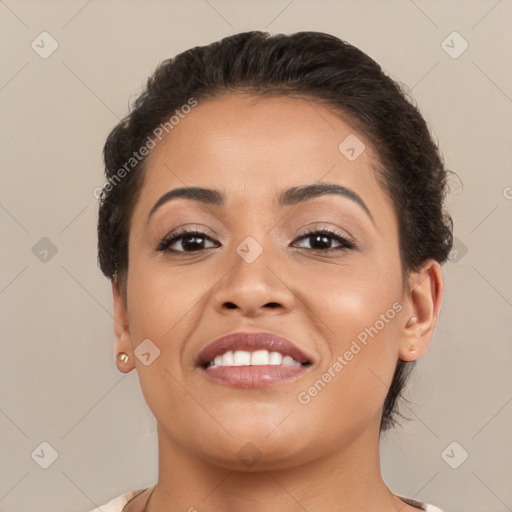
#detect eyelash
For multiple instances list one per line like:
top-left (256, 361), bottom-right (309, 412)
top-left (156, 227), bottom-right (356, 254)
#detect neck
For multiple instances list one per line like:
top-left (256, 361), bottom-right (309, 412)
top-left (147, 420), bottom-right (403, 512)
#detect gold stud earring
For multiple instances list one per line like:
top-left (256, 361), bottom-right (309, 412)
top-left (118, 352), bottom-right (129, 364)
top-left (406, 316), bottom-right (418, 327)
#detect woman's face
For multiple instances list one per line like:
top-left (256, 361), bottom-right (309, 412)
top-left (115, 93), bottom-right (438, 470)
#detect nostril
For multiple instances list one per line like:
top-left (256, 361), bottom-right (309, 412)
top-left (224, 302), bottom-right (237, 309)
top-left (265, 302), bottom-right (280, 308)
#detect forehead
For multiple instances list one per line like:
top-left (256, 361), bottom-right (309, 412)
top-left (137, 93), bottom-right (392, 216)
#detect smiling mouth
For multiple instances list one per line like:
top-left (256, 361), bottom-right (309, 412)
top-left (199, 349), bottom-right (312, 388)
top-left (195, 331), bottom-right (313, 388)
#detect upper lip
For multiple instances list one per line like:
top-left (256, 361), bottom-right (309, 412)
top-left (196, 331), bottom-right (313, 368)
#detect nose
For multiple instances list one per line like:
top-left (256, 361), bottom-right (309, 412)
top-left (212, 242), bottom-right (295, 318)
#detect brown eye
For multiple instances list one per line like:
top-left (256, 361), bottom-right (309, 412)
top-left (158, 230), bottom-right (219, 253)
top-left (293, 229), bottom-right (355, 251)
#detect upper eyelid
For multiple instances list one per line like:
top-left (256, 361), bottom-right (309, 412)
top-left (160, 226), bottom-right (351, 242)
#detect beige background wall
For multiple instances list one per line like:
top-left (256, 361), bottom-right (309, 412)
top-left (1, 1), bottom-right (511, 511)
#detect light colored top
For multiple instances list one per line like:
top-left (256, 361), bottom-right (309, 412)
top-left (88, 487), bottom-right (446, 512)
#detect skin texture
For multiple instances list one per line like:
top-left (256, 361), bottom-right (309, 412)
top-left (113, 93), bottom-right (443, 512)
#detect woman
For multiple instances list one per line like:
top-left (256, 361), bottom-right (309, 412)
top-left (92, 31), bottom-right (452, 512)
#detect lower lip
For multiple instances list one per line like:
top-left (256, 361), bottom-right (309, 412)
top-left (200, 365), bottom-right (310, 388)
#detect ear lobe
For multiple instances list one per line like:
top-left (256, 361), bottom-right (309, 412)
top-left (112, 279), bottom-right (134, 373)
top-left (399, 259), bottom-right (444, 362)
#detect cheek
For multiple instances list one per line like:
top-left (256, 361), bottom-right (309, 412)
top-left (296, 253), bottom-right (403, 342)
top-left (126, 255), bottom-right (213, 341)
top-left (294, 294), bottom-right (404, 445)
top-left (294, 256), bottom-right (404, 401)
top-left (124, 260), bottom-right (203, 431)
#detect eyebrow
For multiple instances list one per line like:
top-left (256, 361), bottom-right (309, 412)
top-left (148, 182), bottom-right (374, 224)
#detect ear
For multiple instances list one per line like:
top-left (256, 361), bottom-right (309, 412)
top-left (112, 279), bottom-right (135, 373)
top-left (399, 259), bottom-right (444, 362)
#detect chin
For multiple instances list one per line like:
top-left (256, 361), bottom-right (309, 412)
top-left (200, 440), bottom-right (312, 472)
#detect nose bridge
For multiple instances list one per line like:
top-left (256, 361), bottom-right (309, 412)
top-left (213, 232), bottom-right (293, 315)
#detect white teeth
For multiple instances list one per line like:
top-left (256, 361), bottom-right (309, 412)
top-left (269, 351), bottom-right (283, 365)
top-left (251, 350), bottom-right (269, 365)
top-left (233, 350), bottom-right (251, 365)
top-left (282, 355), bottom-right (296, 366)
top-left (223, 351), bottom-right (234, 365)
top-left (209, 349), bottom-right (302, 367)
